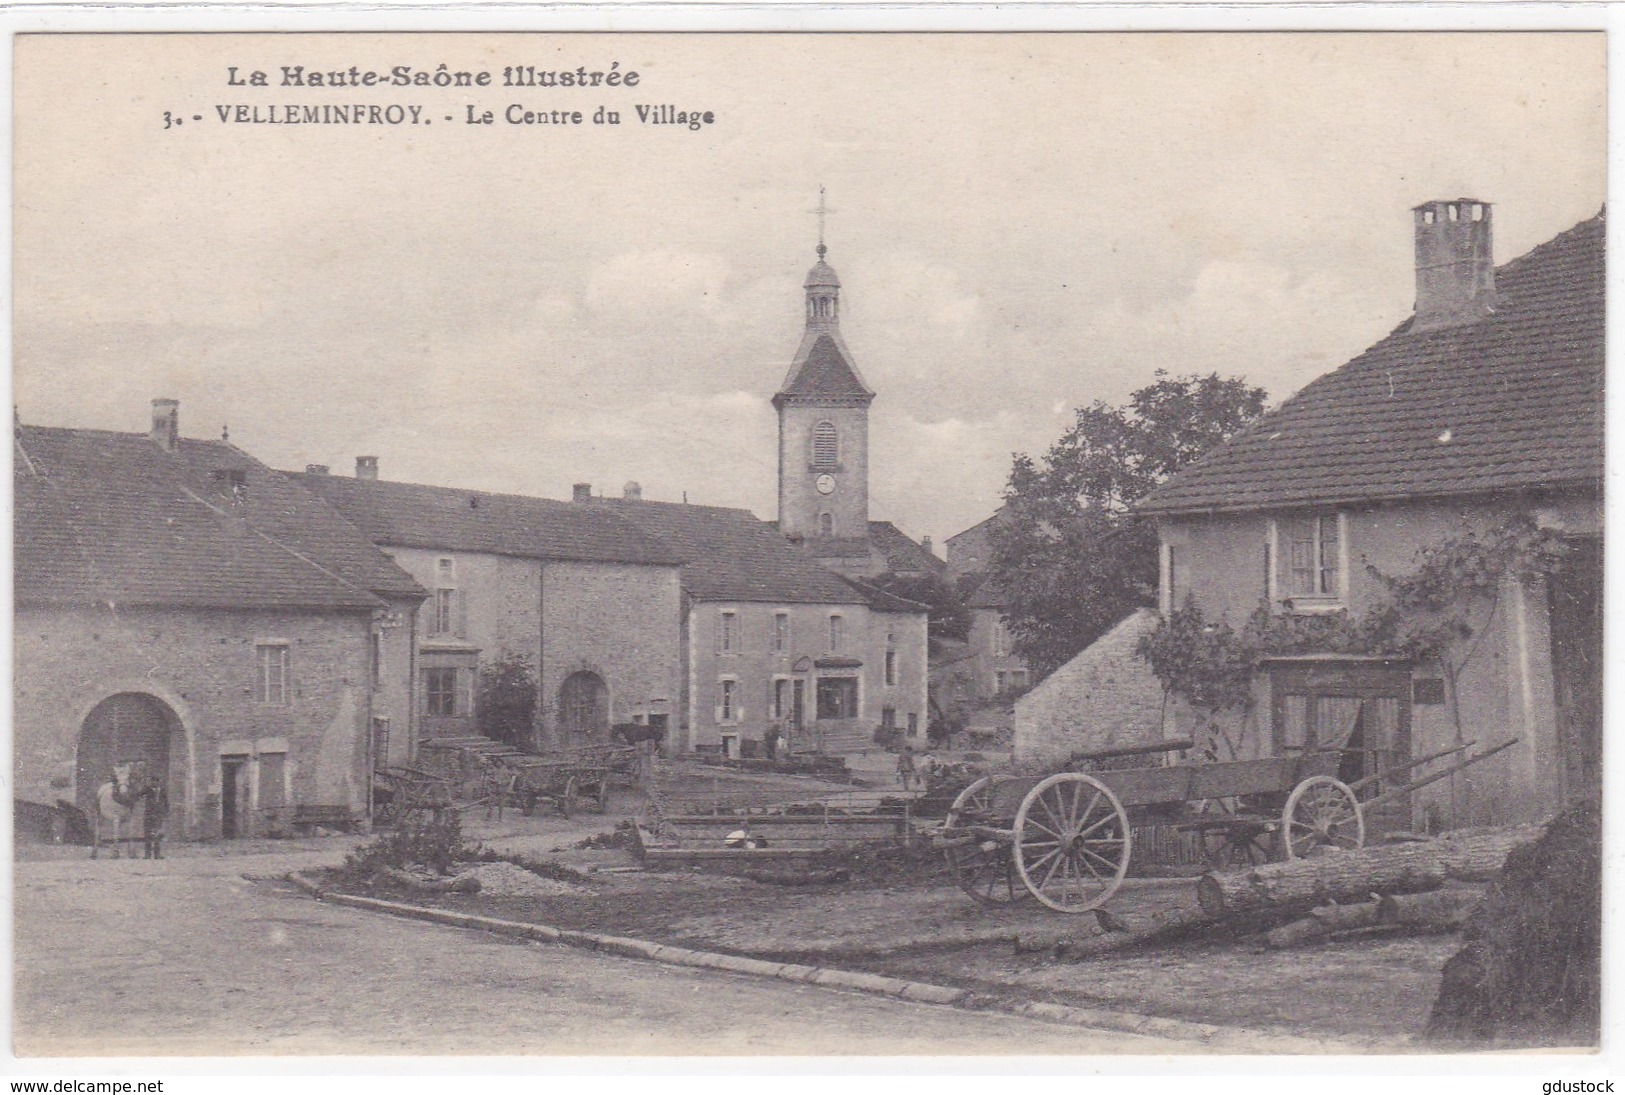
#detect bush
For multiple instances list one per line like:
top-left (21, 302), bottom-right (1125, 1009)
top-left (344, 813), bottom-right (468, 877)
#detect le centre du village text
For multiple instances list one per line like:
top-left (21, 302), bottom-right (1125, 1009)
top-left (202, 103), bottom-right (716, 129)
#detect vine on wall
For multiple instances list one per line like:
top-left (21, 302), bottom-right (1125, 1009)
top-left (1136, 516), bottom-right (1573, 717)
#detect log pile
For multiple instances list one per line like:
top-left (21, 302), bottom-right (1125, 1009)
top-left (1013, 823), bottom-right (1542, 961)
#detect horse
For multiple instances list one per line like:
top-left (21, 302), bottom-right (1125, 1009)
top-left (91, 761), bottom-right (144, 859)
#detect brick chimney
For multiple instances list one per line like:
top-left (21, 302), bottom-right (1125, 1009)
top-left (623, 481), bottom-right (642, 501)
top-left (355, 455), bottom-right (378, 480)
top-left (573, 482), bottom-right (592, 503)
top-left (1413, 198), bottom-right (1496, 331)
top-left (150, 398), bottom-right (179, 452)
top-left (921, 536), bottom-right (933, 555)
top-left (305, 464), bottom-right (329, 475)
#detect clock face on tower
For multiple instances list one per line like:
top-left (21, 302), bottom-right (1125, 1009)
top-left (815, 473), bottom-right (836, 495)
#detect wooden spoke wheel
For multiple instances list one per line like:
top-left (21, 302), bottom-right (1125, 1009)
top-left (590, 777), bottom-right (611, 814)
top-left (1281, 775), bottom-right (1364, 860)
top-left (941, 776), bottom-right (1023, 905)
top-left (558, 776), bottom-right (578, 819)
top-left (1192, 798), bottom-right (1276, 869)
top-left (1012, 773), bottom-right (1132, 913)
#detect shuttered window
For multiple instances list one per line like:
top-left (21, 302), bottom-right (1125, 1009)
top-left (812, 422), bottom-right (838, 467)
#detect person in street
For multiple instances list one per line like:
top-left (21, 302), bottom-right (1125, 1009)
top-left (919, 752), bottom-right (938, 791)
top-left (896, 746), bottom-right (917, 792)
top-left (763, 723), bottom-right (781, 763)
top-left (141, 776), bottom-right (168, 860)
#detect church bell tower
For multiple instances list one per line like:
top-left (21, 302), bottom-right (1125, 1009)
top-left (774, 200), bottom-right (875, 545)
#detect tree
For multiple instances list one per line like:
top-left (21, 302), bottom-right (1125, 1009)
top-left (478, 652), bottom-right (538, 748)
top-left (867, 570), bottom-right (971, 643)
top-left (990, 371), bottom-right (1267, 678)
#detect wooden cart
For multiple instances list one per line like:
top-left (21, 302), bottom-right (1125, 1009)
top-left (936, 741), bottom-right (1364, 913)
top-left (498, 755), bottom-right (611, 818)
top-left (937, 734), bottom-right (1517, 913)
top-left (372, 765), bottom-right (457, 827)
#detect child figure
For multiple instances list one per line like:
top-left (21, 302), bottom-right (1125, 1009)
top-left (142, 777), bottom-right (169, 860)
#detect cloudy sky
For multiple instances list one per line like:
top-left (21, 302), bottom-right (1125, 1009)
top-left (13, 32), bottom-right (1605, 547)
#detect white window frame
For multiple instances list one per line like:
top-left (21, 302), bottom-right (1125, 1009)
top-left (884, 649), bottom-right (898, 688)
top-left (772, 611), bottom-right (790, 654)
top-left (1270, 512), bottom-right (1349, 612)
top-left (255, 642), bottom-right (291, 706)
top-left (828, 613), bottom-right (844, 653)
top-left (718, 608), bottom-right (739, 654)
top-left (992, 616), bottom-right (1010, 658)
top-left (716, 676), bottom-right (742, 725)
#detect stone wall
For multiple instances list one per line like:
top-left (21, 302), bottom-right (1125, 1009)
top-left (15, 603), bottom-right (373, 840)
top-left (1012, 608), bottom-right (1164, 774)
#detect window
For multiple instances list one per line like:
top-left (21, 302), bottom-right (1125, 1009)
top-left (819, 512), bottom-right (835, 537)
top-left (885, 649), bottom-right (898, 687)
top-left (812, 421), bottom-right (838, 468)
top-left (256, 644), bottom-right (290, 705)
top-left (881, 707), bottom-right (896, 730)
top-left (1285, 514), bottom-right (1342, 599)
top-left (425, 667), bottom-right (459, 717)
top-left (992, 618), bottom-right (1010, 658)
top-left (718, 678), bottom-right (738, 723)
top-left (773, 678), bottom-right (791, 720)
top-left (432, 557), bottom-right (459, 636)
top-left (370, 631), bottom-right (383, 691)
top-left (718, 610), bottom-right (738, 654)
top-left (433, 589), bottom-right (456, 635)
top-left (828, 614), bottom-right (844, 652)
top-left (907, 713), bottom-right (919, 738)
top-left (772, 612), bottom-right (790, 654)
top-left (816, 676), bottom-right (859, 720)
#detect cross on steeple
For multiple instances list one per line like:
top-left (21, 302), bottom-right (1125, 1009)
top-left (812, 186), bottom-right (835, 257)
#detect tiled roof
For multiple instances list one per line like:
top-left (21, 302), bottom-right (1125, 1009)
top-left (15, 425), bottom-right (417, 610)
top-left (867, 521), bottom-right (947, 576)
top-left (837, 574), bottom-right (932, 614)
top-left (290, 474), bottom-right (681, 567)
top-left (591, 497), bottom-right (873, 605)
top-left (960, 570), bottom-right (1011, 610)
top-left (776, 332), bottom-right (873, 402)
top-left (1140, 211), bottom-right (1605, 516)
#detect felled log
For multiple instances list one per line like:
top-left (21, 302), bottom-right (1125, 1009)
top-left (1049, 906), bottom-right (1224, 960)
top-left (1263, 900), bottom-right (1381, 949)
top-left (1197, 825), bottom-right (1541, 918)
top-left (380, 865), bottom-right (482, 894)
top-left (740, 867), bottom-right (851, 886)
top-left (1377, 888), bottom-right (1480, 932)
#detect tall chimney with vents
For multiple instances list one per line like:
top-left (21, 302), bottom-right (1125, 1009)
top-left (623, 481), bottom-right (642, 501)
top-left (573, 482), bottom-right (592, 503)
top-left (305, 464), bottom-right (329, 475)
top-left (150, 398), bottom-right (179, 452)
top-left (1413, 198), bottom-right (1496, 331)
top-left (355, 455), bottom-right (378, 480)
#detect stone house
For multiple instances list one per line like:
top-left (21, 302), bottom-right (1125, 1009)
top-left (588, 490), bottom-right (931, 758)
top-left (15, 403), bottom-right (424, 841)
top-left (1133, 201), bottom-right (1603, 830)
top-left (292, 464), bottom-right (683, 756)
top-left (940, 509), bottom-right (1033, 712)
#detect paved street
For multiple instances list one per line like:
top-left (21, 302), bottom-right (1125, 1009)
top-left (14, 843), bottom-right (1170, 1057)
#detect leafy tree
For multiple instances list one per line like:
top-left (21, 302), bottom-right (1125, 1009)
top-left (478, 651), bottom-right (538, 748)
top-left (990, 371), bottom-right (1267, 678)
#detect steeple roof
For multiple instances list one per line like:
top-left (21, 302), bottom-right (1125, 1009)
top-left (776, 331), bottom-right (873, 402)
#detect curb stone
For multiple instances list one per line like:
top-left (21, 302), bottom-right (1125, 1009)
top-left (284, 871), bottom-right (1385, 1051)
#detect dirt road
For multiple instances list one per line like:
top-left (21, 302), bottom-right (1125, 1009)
top-left (14, 845), bottom-right (1172, 1057)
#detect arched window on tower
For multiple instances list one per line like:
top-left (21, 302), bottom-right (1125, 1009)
top-left (812, 422), bottom-right (838, 468)
top-left (819, 512), bottom-right (835, 537)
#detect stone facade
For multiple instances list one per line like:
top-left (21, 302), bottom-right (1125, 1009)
top-left (15, 604), bottom-right (378, 840)
top-left (685, 599), bottom-right (929, 758)
top-left (1012, 608), bottom-right (1164, 775)
top-left (1155, 493), bottom-right (1601, 828)
top-left (381, 545), bottom-right (681, 751)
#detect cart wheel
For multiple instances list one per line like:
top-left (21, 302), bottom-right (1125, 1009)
top-left (592, 779), bottom-right (610, 814)
top-left (942, 776), bottom-right (1022, 905)
top-left (1194, 799), bottom-right (1275, 869)
top-left (559, 776), bottom-right (578, 820)
top-left (1013, 773), bottom-right (1131, 913)
top-left (1281, 775), bottom-right (1364, 860)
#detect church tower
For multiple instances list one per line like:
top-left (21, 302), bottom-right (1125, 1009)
top-left (774, 228), bottom-right (874, 546)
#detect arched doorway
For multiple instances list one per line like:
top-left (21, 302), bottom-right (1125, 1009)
top-left (558, 671), bottom-right (609, 747)
top-left (77, 693), bottom-right (176, 819)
